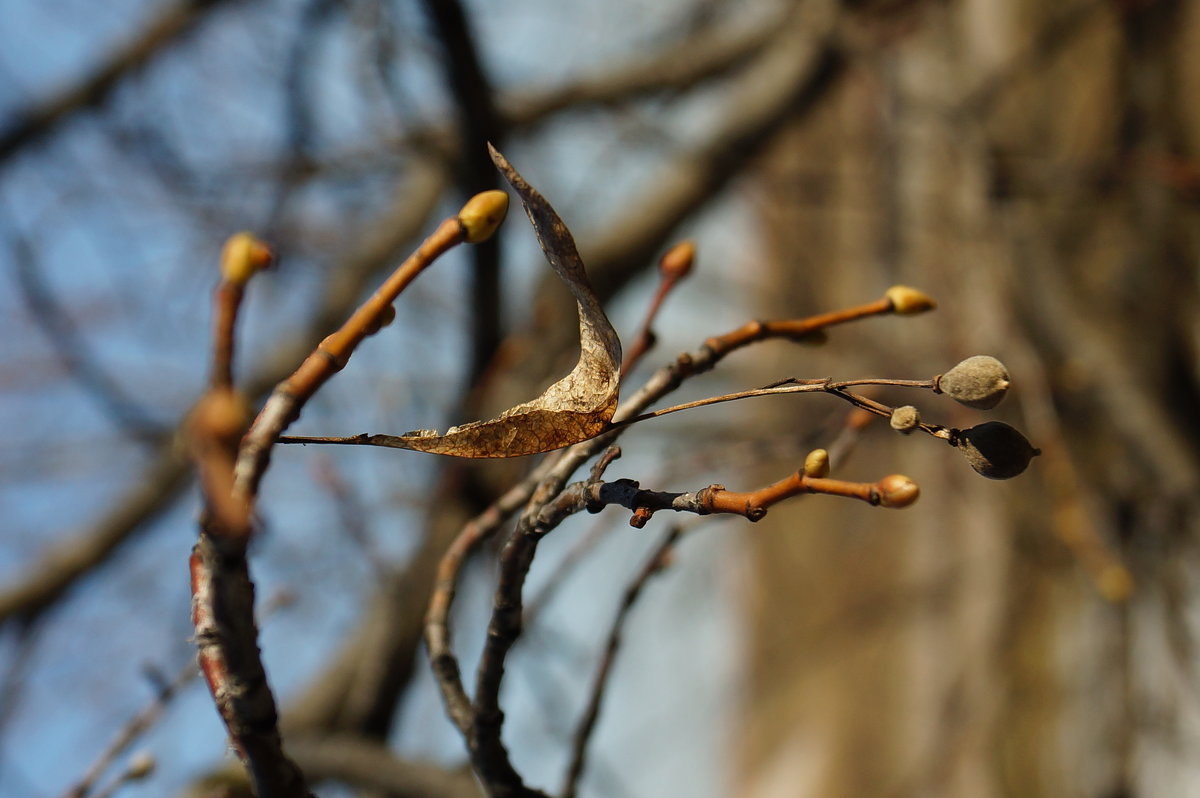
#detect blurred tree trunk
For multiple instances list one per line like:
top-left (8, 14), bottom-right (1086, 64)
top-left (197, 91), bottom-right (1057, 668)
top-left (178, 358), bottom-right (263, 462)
top-left (737, 1), bottom-right (1200, 796)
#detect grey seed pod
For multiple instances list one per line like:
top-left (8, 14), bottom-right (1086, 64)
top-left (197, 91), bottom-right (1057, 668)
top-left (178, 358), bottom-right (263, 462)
top-left (889, 405), bottom-right (921, 434)
top-left (954, 422), bottom-right (1040, 479)
top-left (935, 355), bottom-right (1010, 409)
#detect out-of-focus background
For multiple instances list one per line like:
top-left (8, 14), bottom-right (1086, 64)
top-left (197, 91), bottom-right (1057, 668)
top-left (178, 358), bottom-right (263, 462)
top-left (1, 1), bottom-right (1198, 796)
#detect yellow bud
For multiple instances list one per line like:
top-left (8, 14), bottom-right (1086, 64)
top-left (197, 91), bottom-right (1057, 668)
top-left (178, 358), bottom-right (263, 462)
top-left (885, 285), bottom-right (936, 315)
top-left (220, 232), bottom-right (273, 286)
top-left (659, 240), bottom-right (696, 281)
top-left (877, 474), bottom-right (919, 508)
top-left (459, 190), bottom-right (509, 243)
top-left (803, 449), bottom-right (830, 478)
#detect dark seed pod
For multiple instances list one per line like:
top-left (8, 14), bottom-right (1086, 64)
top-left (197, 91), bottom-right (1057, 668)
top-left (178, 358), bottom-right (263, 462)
top-left (935, 355), bottom-right (1010, 409)
top-left (889, 405), bottom-right (921, 434)
top-left (954, 422), bottom-right (1040, 479)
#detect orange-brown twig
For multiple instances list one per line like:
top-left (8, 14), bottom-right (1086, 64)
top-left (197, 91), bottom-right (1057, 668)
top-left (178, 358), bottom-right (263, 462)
top-left (535, 464), bottom-right (919, 529)
top-left (621, 241), bottom-right (694, 376)
top-left (235, 191), bottom-right (506, 498)
top-left (703, 285), bottom-right (932, 356)
top-left (210, 233), bottom-right (273, 390)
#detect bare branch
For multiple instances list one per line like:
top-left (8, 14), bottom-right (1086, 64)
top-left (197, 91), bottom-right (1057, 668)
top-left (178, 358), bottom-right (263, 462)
top-left (0, 0), bottom-right (238, 163)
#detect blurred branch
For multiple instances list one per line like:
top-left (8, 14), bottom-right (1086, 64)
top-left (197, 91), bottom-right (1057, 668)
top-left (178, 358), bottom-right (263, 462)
top-left (0, 440), bottom-right (191, 626)
top-left (288, 735), bottom-right (481, 798)
top-left (562, 524), bottom-right (684, 798)
top-left (420, 0), bottom-right (506, 385)
top-left (7, 226), bottom-right (168, 441)
top-left (955, 0), bottom-right (1109, 117)
top-left (502, 9), bottom-right (791, 130)
top-left (0, 165), bottom-right (446, 627)
top-left (62, 659), bottom-right (196, 798)
top-left (0, 0), bottom-right (238, 163)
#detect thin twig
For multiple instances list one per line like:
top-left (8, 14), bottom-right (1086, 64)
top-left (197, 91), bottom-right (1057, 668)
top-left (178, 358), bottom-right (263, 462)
top-left (280, 288), bottom-right (934, 450)
top-left (561, 525), bottom-right (684, 798)
top-left (62, 659), bottom-right (197, 798)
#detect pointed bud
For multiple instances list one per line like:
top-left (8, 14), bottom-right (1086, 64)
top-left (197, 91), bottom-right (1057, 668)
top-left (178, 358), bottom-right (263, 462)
top-left (935, 355), bottom-right (1010, 409)
top-left (458, 190), bottom-right (509, 243)
top-left (885, 285), bottom-right (936, 315)
top-left (889, 405), bottom-right (921, 434)
top-left (659, 240), bottom-right (696, 281)
top-left (877, 474), bottom-right (919, 508)
top-left (220, 232), bottom-right (273, 286)
top-left (803, 448), bottom-right (830, 478)
top-left (955, 422), bottom-right (1040, 479)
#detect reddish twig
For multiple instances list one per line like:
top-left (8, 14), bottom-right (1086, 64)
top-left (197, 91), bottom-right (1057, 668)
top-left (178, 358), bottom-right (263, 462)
top-left (187, 196), bottom-right (503, 796)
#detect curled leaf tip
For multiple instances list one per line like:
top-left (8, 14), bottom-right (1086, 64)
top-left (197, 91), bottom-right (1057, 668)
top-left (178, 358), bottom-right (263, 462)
top-left (803, 448), bottom-right (830, 478)
top-left (659, 240), bottom-right (696, 281)
top-left (877, 474), bottom-right (919, 508)
top-left (221, 232), bottom-right (273, 285)
top-left (371, 148), bottom-right (620, 457)
top-left (458, 189), bottom-right (509, 243)
top-left (885, 285), bottom-right (936, 315)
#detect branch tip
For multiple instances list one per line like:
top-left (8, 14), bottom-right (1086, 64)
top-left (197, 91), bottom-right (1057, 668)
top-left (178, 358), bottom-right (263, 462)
top-left (884, 285), bottom-right (936, 315)
top-left (220, 232), bottom-right (273, 286)
top-left (458, 189), bottom-right (510, 243)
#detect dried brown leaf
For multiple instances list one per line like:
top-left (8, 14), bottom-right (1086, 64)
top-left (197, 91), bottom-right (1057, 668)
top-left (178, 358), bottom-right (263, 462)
top-left (367, 146), bottom-right (622, 457)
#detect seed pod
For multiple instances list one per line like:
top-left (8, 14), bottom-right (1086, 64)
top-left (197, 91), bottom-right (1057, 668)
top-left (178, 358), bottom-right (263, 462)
top-left (935, 355), bottom-right (1010, 409)
top-left (955, 421), bottom-right (1040, 479)
top-left (458, 189), bottom-right (509, 243)
top-left (889, 405), bottom-right (921, 434)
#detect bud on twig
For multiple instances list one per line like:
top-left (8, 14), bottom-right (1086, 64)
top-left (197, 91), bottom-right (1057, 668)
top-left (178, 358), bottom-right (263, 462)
top-left (877, 474), bottom-right (919, 507)
top-left (885, 285), bottom-right (936, 315)
top-left (955, 421), bottom-right (1040, 479)
top-left (458, 190), bottom-right (509, 243)
top-left (934, 355), bottom-right (1010, 409)
top-left (803, 448), bottom-right (830, 478)
top-left (220, 232), bottom-right (273, 286)
top-left (363, 304), bottom-right (397, 336)
top-left (659, 240), bottom-right (696, 281)
top-left (889, 405), bottom-right (921, 434)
